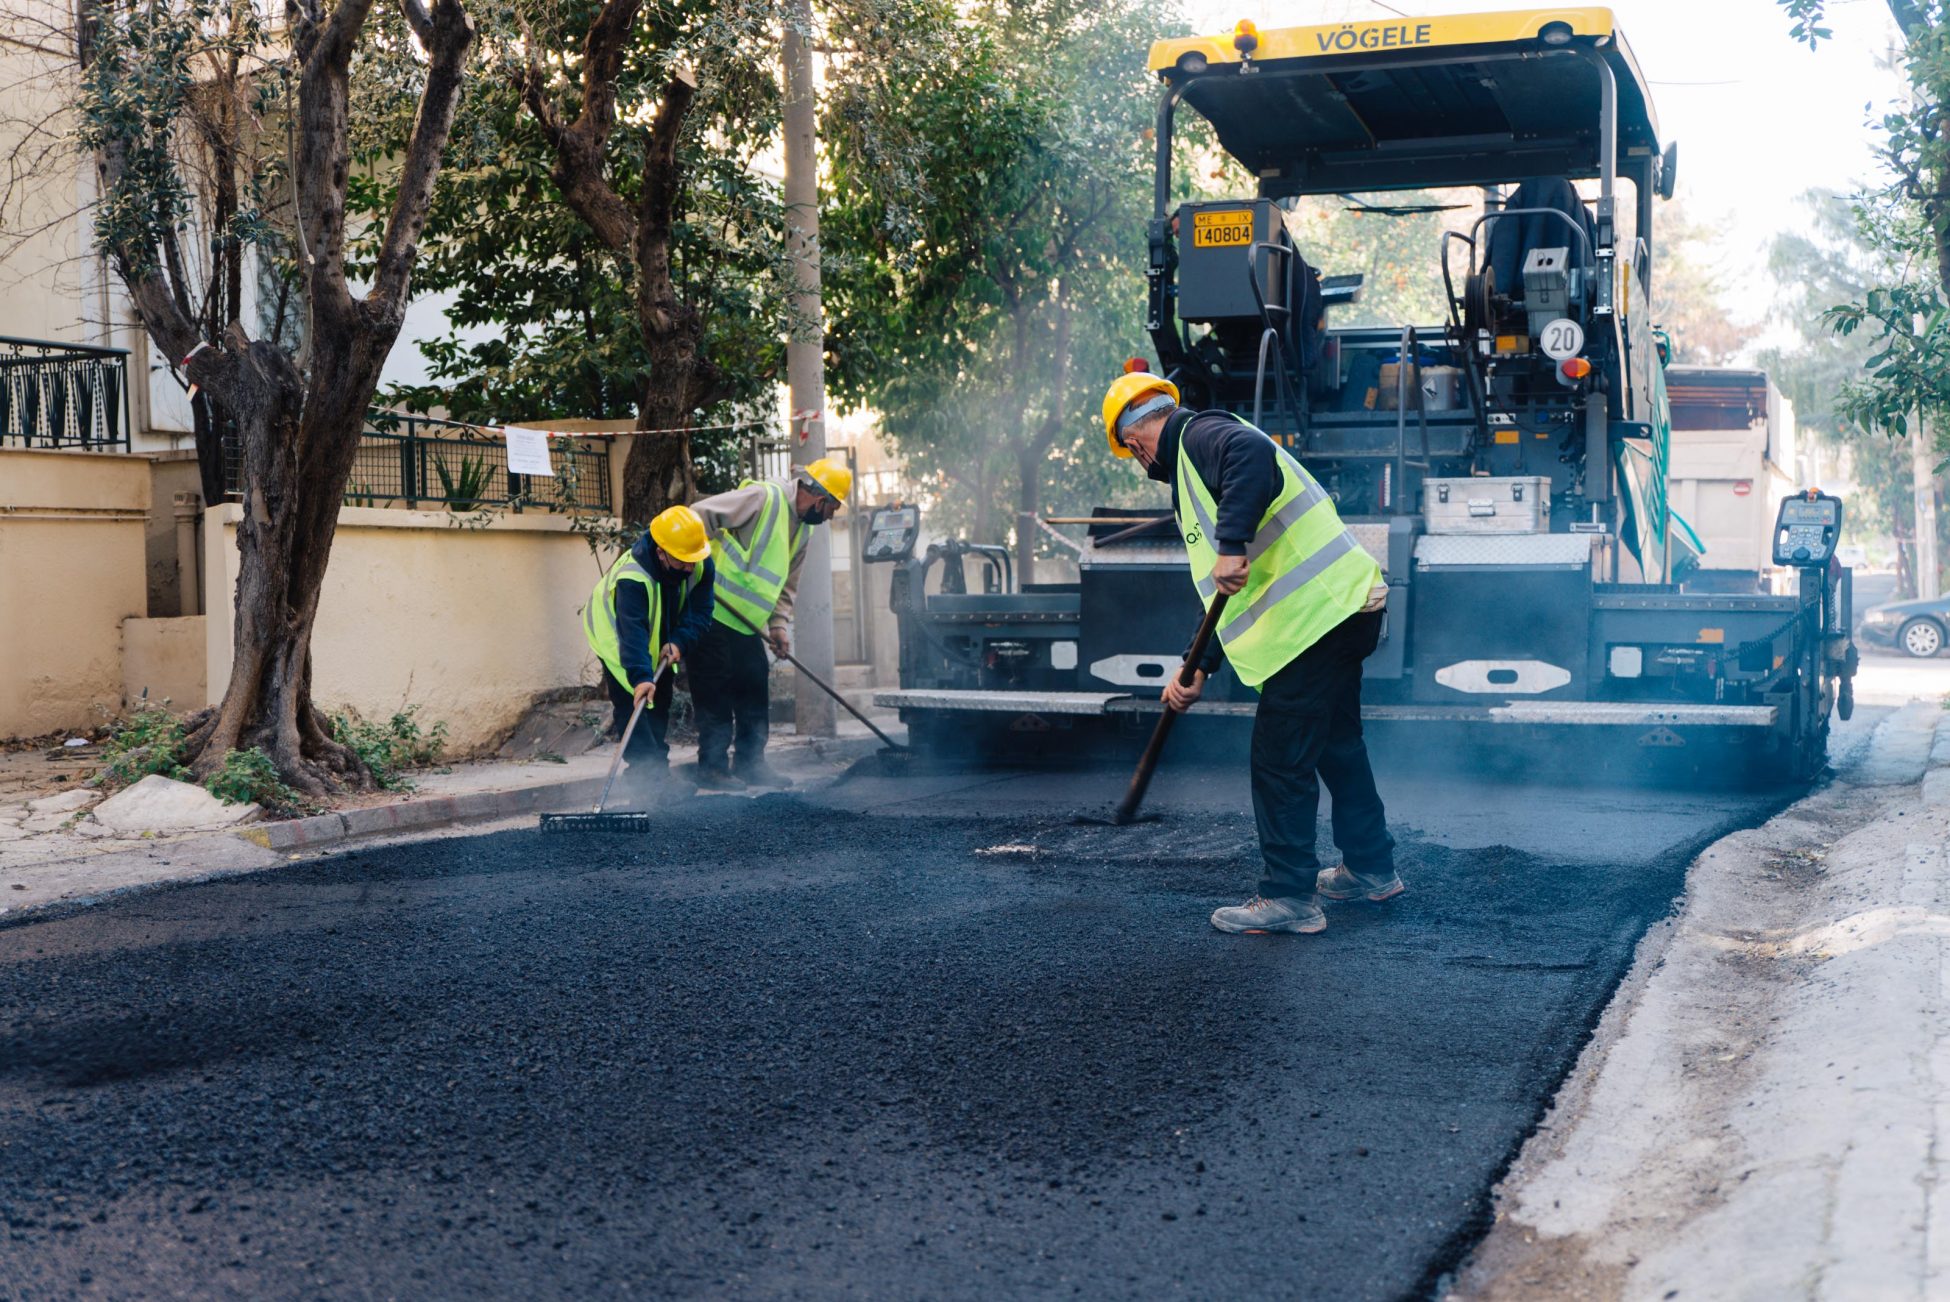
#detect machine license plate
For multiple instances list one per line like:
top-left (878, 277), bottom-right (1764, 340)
top-left (1193, 210), bottom-right (1254, 248)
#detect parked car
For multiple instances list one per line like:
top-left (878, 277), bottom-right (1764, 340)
top-left (1860, 596), bottom-right (1950, 657)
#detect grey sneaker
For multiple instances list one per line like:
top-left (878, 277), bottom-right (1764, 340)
top-left (1210, 895), bottom-right (1326, 935)
top-left (1316, 865), bottom-right (1406, 903)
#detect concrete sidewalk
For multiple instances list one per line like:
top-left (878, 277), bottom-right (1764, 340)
top-left (1454, 688), bottom-right (1950, 1299)
top-left (0, 722), bottom-right (894, 922)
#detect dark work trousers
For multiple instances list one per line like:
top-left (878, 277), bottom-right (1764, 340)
top-left (1250, 608), bottom-right (1395, 900)
top-left (689, 620), bottom-right (772, 774)
top-left (605, 669), bottom-right (672, 765)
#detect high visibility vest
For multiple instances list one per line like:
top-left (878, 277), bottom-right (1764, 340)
top-left (583, 548), bottom-right (702, 697)
top-left (1174, 417), bottom-right (1380, 689)
top-left (709, 480), bottom-right (804, 633)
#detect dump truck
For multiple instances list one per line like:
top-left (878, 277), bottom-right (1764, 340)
top-left (1665, 367), bottom-right (1801, 593)
top-left (870, 7), bottom-right (1856, 781)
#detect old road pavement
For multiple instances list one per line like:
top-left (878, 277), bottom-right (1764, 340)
top-left (0, 716), bottom-right (1840, 1299)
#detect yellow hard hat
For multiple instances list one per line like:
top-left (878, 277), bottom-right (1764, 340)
top-left (649, 504), bottom-right (711, 563)
top-left (1102, 372), bottom-right (1180, 458)
top-left (800, 456), bottom-right (853, 503)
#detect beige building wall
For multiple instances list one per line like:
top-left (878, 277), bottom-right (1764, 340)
top-left (204, 504), bottom-right (612, 754)
top-left (123, 615), bottom-right (207, 710)
top-left (0, 448), bottom-right (150, 736)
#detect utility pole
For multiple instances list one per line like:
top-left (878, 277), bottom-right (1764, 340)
top-left (1915, 407), bottom-right (1940, 600)
top-left (783, 0), bottom-right (836, 736)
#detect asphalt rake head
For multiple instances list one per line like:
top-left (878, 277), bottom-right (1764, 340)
top-left (538, 811), bottom-right (655, 835)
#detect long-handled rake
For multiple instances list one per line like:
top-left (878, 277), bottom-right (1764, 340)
top-left (538, 662), bottom-right (672, 835)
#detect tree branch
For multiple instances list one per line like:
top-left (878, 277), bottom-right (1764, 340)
top-left (525, 0), bottom-right (644, 253)
top-left (636, 67), bottom-right (699, 334)
top-left (399, 0), bottom-right (433, 45)
top-left (368, 0), bottom-right (474, 321)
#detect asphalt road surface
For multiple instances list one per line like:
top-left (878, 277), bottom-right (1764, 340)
top-left (0, 734), bottom-right (1816, 1300)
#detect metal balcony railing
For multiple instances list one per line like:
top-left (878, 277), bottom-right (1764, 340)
top-left (0, 336), bottom-right (132, 451)
top-left (221, 411), bottom-right (613, 513)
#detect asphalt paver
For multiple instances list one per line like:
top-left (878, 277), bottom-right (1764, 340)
top-left (0, 760), bottom-right (1791, 1299)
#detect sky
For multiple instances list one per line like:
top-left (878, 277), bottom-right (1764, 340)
top-left (1179, 0), bottom-right (1908, 336)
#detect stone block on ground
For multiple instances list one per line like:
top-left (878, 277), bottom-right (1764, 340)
top-left (495, 696), bottom-right (611, 761)
top-left (28, 789), bottom-right (96, 815)
top-left (89, 775), bottom-right (262, 835)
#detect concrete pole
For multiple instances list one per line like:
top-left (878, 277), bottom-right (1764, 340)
top-left (784, 0), bottom-right (836, 736)
top-left (1915, 407), bottom-right (1940, 600)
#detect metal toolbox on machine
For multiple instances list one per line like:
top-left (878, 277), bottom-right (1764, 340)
top-left (1421, 476), bottom-right (1550, 535)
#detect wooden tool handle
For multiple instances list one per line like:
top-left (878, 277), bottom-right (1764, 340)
top-left (1113, 594), bottom-right (1229, 825)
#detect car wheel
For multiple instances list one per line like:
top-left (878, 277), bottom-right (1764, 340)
top-left (1900, 617), bottom-right (1945, 658)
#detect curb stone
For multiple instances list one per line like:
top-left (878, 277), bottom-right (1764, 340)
top-left (236, 777), bottom-right (608, 851)
top-left (233, 732), bottom-right (888, 853)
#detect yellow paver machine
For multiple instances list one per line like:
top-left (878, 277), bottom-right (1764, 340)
top-left (873, 8), bottom-right (1857, 781)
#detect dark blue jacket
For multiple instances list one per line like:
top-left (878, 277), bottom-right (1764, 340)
top-left (1144, 407), bottom-right (1281, 558)
top-left (614, 532), bottom-right (716, 688)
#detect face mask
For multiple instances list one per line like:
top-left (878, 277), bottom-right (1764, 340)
top-left (801, 505), bottom-right (827, 525)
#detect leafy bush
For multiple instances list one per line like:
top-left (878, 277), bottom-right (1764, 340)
top-left (93, 706), bottom-right (190, 790)
top-left (331, 706), bottom-right (448, 790)
top-left (204, 747), bottom-right (301, 812)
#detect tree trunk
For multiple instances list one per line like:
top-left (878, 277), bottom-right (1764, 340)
top-left (624, 309), bottom-right (702, 524)
top-left (180, 338), bottom-right (369, 797)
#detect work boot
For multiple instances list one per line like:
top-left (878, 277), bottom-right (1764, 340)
top-left (734, 759), bottom-right (794, 790)
top-left (1210, 895), bottom-right (1326, 935)
top-left (694, 765), bottom-right (747, 792)
top-left (1315, 864), bottom-right (1406, 903)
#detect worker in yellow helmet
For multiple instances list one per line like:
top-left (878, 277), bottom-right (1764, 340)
top-left (687, 456), bottom-right (853, 790)
top-left (583, 503), bottom-right (716, 786)
top-left (1103, 372), bottom-right (1403, 937)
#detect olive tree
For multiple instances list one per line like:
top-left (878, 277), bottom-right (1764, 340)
top-left (73, 0), bottom-right (474, 793)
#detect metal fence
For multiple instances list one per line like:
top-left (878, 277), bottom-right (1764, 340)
top-left (223, 412), bottom-right (613, 512)
top-left (0, 336), bottom-right (131, 451)
top-left (744, 435), bottom-right (793, 484)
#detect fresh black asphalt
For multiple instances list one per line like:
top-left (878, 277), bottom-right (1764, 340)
top-left (0, 761), bottom-right (1792, 1299)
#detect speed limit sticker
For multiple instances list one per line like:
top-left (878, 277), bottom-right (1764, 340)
top-left (1540, 318), bottom-right (1585, 361)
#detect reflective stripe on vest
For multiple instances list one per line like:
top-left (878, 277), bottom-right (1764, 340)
top-left (584, 550), bottom-right (701, 696)
top-left (710, 480), bottom-right (800, 632)
top-left (1174, 418), bottom-right (1381, 688)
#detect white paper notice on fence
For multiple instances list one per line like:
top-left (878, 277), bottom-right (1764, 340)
top-left (503, 426), bottom-right (555, 477)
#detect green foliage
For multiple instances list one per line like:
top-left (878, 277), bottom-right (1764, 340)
top-left (1776, 2), bottom-right (1950, 446)
top-left (329, 707), bottom-right (448, 790)
top-left (1762, 189), bottom-right (1945, 594)
top-left (1778, 0), bottom-right (1835, 46)
top-left (1286, 193), bottom-right (1460, 331)
top-left (349, 0), bottom-right (792, 481)
top-left (92, 706), bottom-right (190, 790)
top-left (204, 747), bottom-right (301, 811)
top-left (825, 0), bottom-right (1177, 545)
